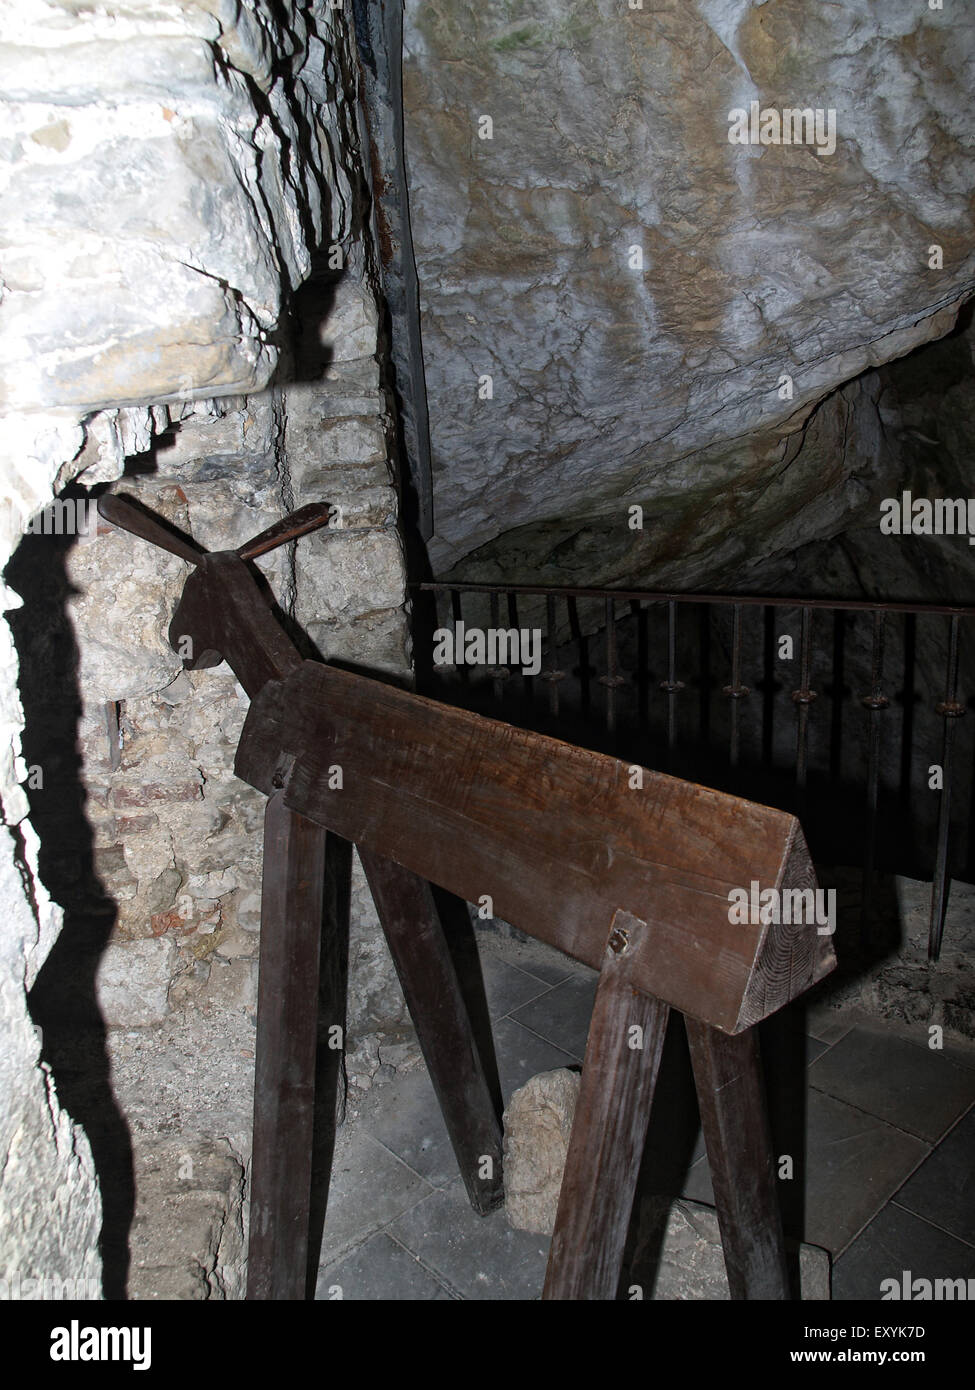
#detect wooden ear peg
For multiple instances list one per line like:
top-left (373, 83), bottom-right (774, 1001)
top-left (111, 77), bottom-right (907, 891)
top-left (237, 503), bottom-right (336, 561)
top-left (97, 493), bottom-right (203, 567)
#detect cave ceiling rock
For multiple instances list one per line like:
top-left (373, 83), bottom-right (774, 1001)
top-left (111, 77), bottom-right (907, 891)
top-left (401, 0), bottom-right (975, 584)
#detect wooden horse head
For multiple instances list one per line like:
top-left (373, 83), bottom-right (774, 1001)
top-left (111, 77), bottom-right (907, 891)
top-left (96, 493), bottom-right (838, 1302)
top-left (97, 494), bottom-right (334, 698)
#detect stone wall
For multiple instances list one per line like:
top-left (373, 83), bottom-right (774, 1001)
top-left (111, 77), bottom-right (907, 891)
top-left (1, 2), bottom-right (412, 1299)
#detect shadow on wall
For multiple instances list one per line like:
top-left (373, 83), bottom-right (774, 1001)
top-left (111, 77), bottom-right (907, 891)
top-left (287, 259), bottom-right (340, 383)
top-left (4, 489), bottom-right (134, 1301)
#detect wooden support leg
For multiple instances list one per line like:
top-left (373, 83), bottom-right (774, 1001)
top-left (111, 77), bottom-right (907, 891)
top-left (358, 847), bottom-right (504, 1214)
top-left (685, 1018), bottom-right (790, 1300)
top-left (247, 792), bottom-right (327, 1300)
top-left (305, 831), bottom-right (351, 1293)
top-left (544, 911), bottom-right (670, 1300)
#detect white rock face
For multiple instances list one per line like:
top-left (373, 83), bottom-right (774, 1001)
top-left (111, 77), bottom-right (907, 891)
top-left (0, 0), bottom-right (356, 493)
top-left (0, 1), bottom-right (410, 1301)
top-left (0, 0), bottom-right (344, 415)
top-left (0, 527), bottom-right (102, 1300)
top-left (402, 0), bottom-right (975, 581)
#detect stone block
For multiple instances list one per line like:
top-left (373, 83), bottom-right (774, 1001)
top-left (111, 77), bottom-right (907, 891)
top-left (502, 1068), bottom-right (581, 1235)
top-left (629, 1197), bottom-right (831, 1301)
top-left (127, 1136), bottom-right (246, 1302)
top-left (96, 937), bottom-right (176, 1027)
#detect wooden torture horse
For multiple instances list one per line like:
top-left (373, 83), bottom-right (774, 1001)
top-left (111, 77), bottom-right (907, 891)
top-left (98, 494), bottom-right (836, 1301)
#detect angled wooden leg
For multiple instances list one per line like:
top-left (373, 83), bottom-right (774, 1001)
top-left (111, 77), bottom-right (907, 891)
top-left (305, 831), bottom-right (351, 1295)
top-left (247, 791), bottom-right (327, 1300)
top-left (544, 911), bottom-right (670, 1300)
top-left (358, 847), bottom-right (504, 1213)
top-left (685, 1017), bottom-right (790, 1300)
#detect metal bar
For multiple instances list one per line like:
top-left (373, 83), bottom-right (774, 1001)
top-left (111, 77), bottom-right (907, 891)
top-left (417, 581), bottom-right (975, 622)
top-left (488, 591), bottom-right (511, 702)
top-left (509, 591), bottom-right (531, 704)
top-left (633, 599), bottom-right (649, 732)
top-left (791, 607), bottom-right (817, 811)
top-left (860, 611), bottom-right (890, 938)
top-left (569, 597), bottom-right (592, 724)
top-left (542, 594), bottom-right (564, 719)
top-left (761, 605), bottom-right (775, 768)
top-left (659, 599), bottom-right (685, 760)
top-left (723, 603), bottom-right (749, 770)
top-left (828, 610), bottom-right (846, 786)
top-left (699, 604), bottom-right (712, 749)
top-left (598, 595), bottom-right (624, 738)
top-left (929, 615), bottom-right (964, 960)
top-left (450, 587), bottom-right (469, 687)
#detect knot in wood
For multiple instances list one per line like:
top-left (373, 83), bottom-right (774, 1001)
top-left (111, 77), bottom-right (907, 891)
top-left (608, 925), bottom-right (630, 955)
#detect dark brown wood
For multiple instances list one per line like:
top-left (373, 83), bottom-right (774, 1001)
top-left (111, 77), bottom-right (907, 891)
top-left (237, 503), bottom-right (334, 560)
top-left (247, 792), bottom-right (327, 1300)
top-left (685, 1017), bottom-right (790, 1300)
top-left (103, 498), bottom-right (829, 1301)
top-left (98, 492), bottom-right (203, 566)
top-left (357, 848), bottom-right (504, 1214)
top-left (544, 912), bottom-right (670, 1300)
top-left (169, 555), bottom-right (304, 699)
top-left (237, 662), bottom-right (835, 1032)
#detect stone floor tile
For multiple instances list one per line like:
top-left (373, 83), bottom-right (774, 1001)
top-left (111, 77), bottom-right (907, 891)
top-left (832, 1201), bottom-right (975, 1301)
top-left (682, 1090), bottom-right (928, 1255)
top-left (808, 1027), bottom-right (975, 1141)
top-left (359, 1065), bottom-right (458, 1190)
top-left (476, 924), bottom-right (590, 986)
top-left (388, 1178), bottom-right (551, 1301)
top-left (478, 951), bottom-right (553, 1020)
top-left (508, 974), bottom-right (598, 1058)
top-left (319, 1126), bottom-right (434, 1268)
top-left (316, 1231), bottom-right (457, 1301)
top-left (894, 1106), bottom-right (975, 1245)
top-left (492, 1016), bottom-right (580, 1102)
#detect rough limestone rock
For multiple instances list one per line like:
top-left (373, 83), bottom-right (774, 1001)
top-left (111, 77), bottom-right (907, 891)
top-left (503, 1067), bottom-right (581, 1234)
top-left (0, 1), bottom-right (412, 1301)
top-left (805, 876), bottom-right (975, 1044)
top-left (0, 0), bottom-right (345, 416)
top-left (629, 1196), bottom-right (830, 1301)
top-left (127, 1137), bottom-right (246, 1301)
top-left (402, 0), bottom-right (975, 585)
top-left (502, 1071), bottom-right (831, 1297)
top-left (96, 936), bottom-right (176, 1027)
top-left (0, 0), bottom-right (360, 499)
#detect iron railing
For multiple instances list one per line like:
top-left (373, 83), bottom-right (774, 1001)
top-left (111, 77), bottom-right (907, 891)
top-left (416, 583), bottom-right (975, 960)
